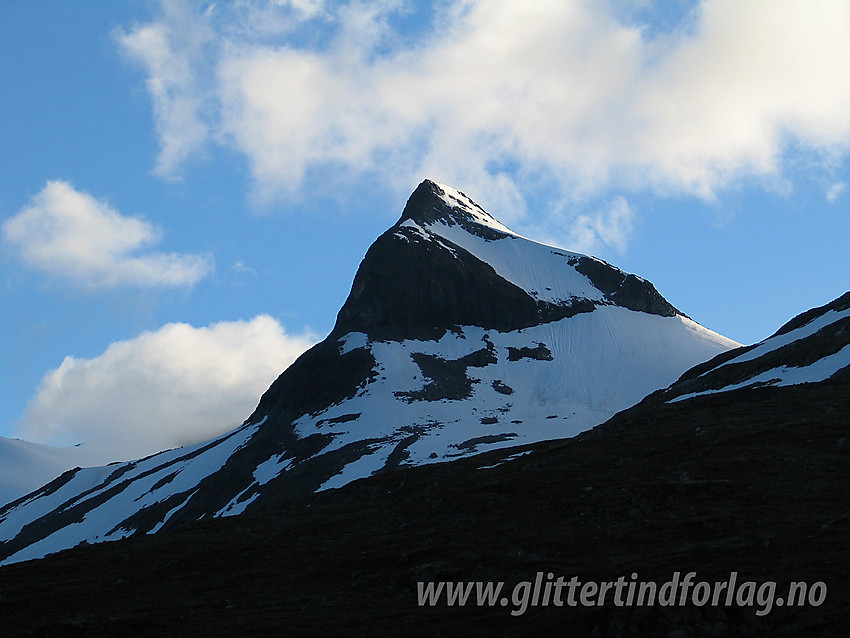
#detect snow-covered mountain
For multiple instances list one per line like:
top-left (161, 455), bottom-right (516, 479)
top-left (0, 180), bottom-right (737, 564)
top-left (0, 437), bottom-right (110, 507)
top-left (654, 290), bottom-right (850, 403)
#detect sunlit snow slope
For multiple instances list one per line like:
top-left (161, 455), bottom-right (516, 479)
top-left (0, 180), bottom-right (738, 564)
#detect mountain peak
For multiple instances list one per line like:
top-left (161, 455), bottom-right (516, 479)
top-left (397, 179), bottom-right (515, 238)
top-left (333, 179), bottom-right (681, 341)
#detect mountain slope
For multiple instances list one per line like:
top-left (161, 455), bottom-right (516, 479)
top-left (0, 334), bottom-right (846, 637)
top-left (653, 290), bottom-right (850, 404)
top-left (0, 437), bottom-right (111, 507)
top-left (0, 180), bottom-right (736, 565)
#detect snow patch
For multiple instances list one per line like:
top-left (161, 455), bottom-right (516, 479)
top-left (433, 182), bottom-right (518, 236)
top-left (671, 342), bottom-right (850, 402)
top-left (339, 332), bottom-right (369, 355)
top-left (316, 444), bottom-right (390, 492)
top-left (713, 307), bottom-right (850, 370)
top-left (253, 453), bottom-right (294, 486)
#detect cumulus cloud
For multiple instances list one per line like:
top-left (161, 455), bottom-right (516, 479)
top-left (2, 180), bottom-right (212, 288)
top-left (120, 0), bottom-right (850, 247)
top-left (16, 316), bottom-right (316, 462)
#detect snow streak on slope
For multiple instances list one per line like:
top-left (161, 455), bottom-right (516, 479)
top-left (433, 183), bottom-right (518, 236)
top-left (661, 291), bottom-right (850, 403)
top-left (0, 422), bottom-right (262, 564)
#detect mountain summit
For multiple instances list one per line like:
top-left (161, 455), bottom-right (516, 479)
top-left (0, 180), bottom-right (737, 564)
top-left (333, 180), bottom-right (678, 342)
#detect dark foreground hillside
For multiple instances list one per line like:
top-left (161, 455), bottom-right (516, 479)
top-left (0, 380), bottom-right (847, 637)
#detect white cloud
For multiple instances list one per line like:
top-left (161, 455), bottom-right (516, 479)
top-left (115, 0), bottom-right (213, 178)
top-left (16, 316), bottom-right (316, 462)
top-left (122, 0), bottom-right (850, 246)
top-left (231, 260), bottom-right (257, 275)
top-left (284, 0), bottom-right (327, 19)
top-left (826, 181), bottom-right (846, 203)
top-left (568, 196), bottom-right (637, 256)
top-left (2, 180), bottom-right (212, 288)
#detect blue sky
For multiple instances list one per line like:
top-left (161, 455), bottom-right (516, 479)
top-left (1, 0), bottom-right (849, 458)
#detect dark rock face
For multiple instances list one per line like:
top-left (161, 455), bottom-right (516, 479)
top-left (394, 345), bottom-right (498, 403)
top-left (507, 342), bottom-right (553, 362)
top-left (248, 339), bottom-right (378, 426)
top-left (574, 256), bottom-right (680, 317)
top-left (332, 223), bottom-right (545, 341)
top-left (491, 380), bottom-right (514, 395)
